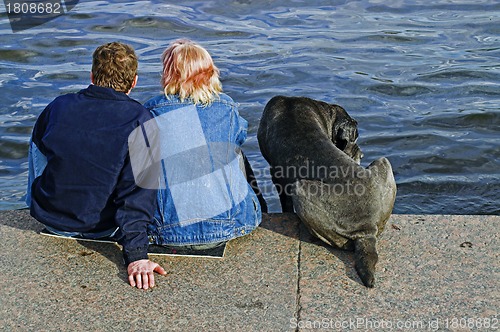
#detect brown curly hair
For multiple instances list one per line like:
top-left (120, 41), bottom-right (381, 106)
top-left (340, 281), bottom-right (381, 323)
top-left (92, 42), bottom-right (138, 93)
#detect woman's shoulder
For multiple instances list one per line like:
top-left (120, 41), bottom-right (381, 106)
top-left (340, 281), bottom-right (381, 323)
top-left (144, 93), bottom-right (238, 111)
top-left (216, 93), bottom-right (235, 103)
top-left (143, 94), bottom-right (167, 109)
top-left (144, 94), bottom-right (191, 111)
top-left (213, 93), bottom-right (238, 108)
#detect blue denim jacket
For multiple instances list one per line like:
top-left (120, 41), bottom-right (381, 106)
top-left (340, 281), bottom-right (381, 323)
top-left (143, 93), bottom-right (262, 245)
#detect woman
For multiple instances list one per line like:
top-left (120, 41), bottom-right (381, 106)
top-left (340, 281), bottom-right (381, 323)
top-left (144, 39), bottom-right (263, 249)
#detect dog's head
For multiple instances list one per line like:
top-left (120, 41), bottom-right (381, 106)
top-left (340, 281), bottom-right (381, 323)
top-left (331, 106), bottom-right (363, 164)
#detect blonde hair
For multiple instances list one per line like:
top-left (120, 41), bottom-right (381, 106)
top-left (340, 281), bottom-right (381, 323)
top-left (161, 39), bottom-right (222, 105)
top-left (92, 42), bottom-right (137, 93)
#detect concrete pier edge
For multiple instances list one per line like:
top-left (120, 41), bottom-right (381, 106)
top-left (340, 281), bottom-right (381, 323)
top-left (0, 209), bottom-right (498, 331)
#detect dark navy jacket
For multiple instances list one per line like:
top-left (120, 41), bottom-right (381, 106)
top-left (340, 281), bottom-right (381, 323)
top-left (29, 85), bottom-right (156, 265)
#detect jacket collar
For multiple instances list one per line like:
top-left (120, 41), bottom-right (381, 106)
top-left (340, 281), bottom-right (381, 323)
top-left (80, 84), bottom-right (132, 101)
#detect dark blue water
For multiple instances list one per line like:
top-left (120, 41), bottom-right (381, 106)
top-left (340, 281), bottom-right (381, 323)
top-left (0, 0), bottom-right (499, 214)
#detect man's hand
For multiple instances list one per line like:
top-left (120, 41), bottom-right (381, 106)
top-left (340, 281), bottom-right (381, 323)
top-left (127, 259), bottom-right (167, 290)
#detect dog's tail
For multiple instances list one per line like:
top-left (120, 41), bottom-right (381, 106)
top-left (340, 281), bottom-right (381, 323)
top-left (354, 235), bottom-right (378, 288)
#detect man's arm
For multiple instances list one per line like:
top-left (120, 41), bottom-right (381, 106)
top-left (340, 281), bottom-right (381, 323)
top-left (114, 152), bottom-right (166, 290)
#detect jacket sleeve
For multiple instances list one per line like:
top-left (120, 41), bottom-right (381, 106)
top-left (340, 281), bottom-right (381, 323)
top-left (233, 108), bottom-right (248, 147)
top-left (114, 116), bottom-right (158, 265)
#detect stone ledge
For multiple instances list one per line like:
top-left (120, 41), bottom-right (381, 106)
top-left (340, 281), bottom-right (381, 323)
top-left (0, 210), bottom-right (498, 331)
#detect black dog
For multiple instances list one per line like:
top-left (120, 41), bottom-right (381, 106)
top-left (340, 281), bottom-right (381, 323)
top-left (258, 96), bottom-right (396, 287)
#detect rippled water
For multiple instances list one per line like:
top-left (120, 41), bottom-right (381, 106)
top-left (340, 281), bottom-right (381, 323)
top-left (0, 0), bottom-right (499, 214)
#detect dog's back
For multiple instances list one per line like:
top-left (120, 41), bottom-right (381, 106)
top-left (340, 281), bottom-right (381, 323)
top-left (258, 96), bottom-right (362, 183)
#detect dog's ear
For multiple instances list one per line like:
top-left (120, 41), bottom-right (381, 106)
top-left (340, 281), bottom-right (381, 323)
top-left (331, 106), bottom-right (359, 147)
top-left (330, 105), bottom-right (362, 163)
top-left (335, 125), bottom-right (358, 148)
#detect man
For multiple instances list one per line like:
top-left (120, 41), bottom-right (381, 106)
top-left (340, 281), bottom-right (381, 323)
top-left (27, 42), bottom-right (166, 289)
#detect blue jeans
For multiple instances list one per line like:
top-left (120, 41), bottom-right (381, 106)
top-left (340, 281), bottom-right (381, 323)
top-left (26, 140), bottom-right (47, 207)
